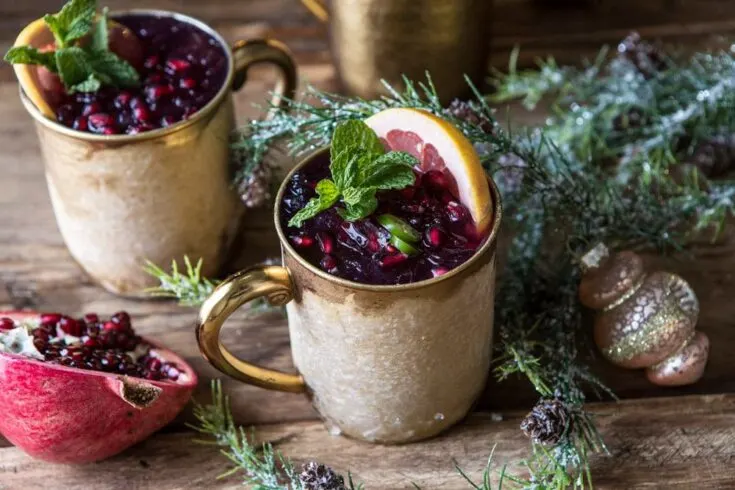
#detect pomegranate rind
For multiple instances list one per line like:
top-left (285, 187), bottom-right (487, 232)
top-left (365, 108), bottom-right (493, 234)
top-left (0, 311), bottom-right (197, 464)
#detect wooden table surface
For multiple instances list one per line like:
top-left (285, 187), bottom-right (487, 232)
top-left (2, 1), bottom-right (735, 488)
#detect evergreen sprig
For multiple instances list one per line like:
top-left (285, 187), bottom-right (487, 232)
top-left (144, 256), bottom-right (284, 316)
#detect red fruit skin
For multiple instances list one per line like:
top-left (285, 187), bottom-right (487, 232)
top-left (0, 311), bottom-right (197, 464)
top-left (108, 24), bottom-right (144, 71)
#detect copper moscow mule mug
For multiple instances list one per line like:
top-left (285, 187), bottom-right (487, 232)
top-left (19, 10), bottom-right (298, 296)
top-left (301, 0), bottom-right (491, 102)
top-left (196, 147), bottom-right (502, 443)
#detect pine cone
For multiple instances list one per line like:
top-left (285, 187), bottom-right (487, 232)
top-left (686, 134), bottom-right (735, 178)
top-left (617, 32), bottom-right (668, 78)
top-left (612, 107), bottom-right (648, 132)
top-left (238, 162), bottom-right (273, 209)
top-left (520, 398), bottom-right (570, 446)
top-left (299, 461), bottom-right (346, 490)
top-left (445, 99), bottom-right (495, 134)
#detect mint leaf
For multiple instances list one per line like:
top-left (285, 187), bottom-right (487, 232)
top-left (91, 8), bottom-right (109, 52)
top-left (3, 46), bottom-right (56, 72)
top-left (55, 46), bottom-right (91, 87)
top-left (360, 151), bottom-right (417, 190)
top-left (342, 186), bottom-right (375, 206)
top-left (57, 0), bottom-right (96, 43)
top-left (339, 199), bottom-right (378, 221)
top-left (315, 179), bottom-right (340, 204)
top-left (87, 50), bottom-right (140, 87)
top-left (43, 14), bottom-right (66, 47)
top-left (69, 74), bottom-right (101, 93)
top-left (331, 120), bottom-right (385, 162)
top-left (288, 179), bottom-right (340, 228)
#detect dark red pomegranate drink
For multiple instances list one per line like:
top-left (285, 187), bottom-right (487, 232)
top-left (54, 14), bottom-right (227, 135)
top-left (280, 152), bottom-right (486, 285)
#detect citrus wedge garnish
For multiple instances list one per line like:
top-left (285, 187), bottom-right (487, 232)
top-left (12, 18), bottom-right (56, 118)
top-left (365, 108), bottom-right (493, 234)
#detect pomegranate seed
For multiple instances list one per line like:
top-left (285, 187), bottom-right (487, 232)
top-left (41, 313), bottom-right (62, 324)
top-left (111, 311), bottom-right (131, 326)
top-left (367, 238), bottom-right (380, 253)
top-left (145, 73), bottom-right (163, 84)
top-left (83, 337), bottom-right (99, 348)
top-left (401, 186), bottom-right (417, 200)
top-left (144, 55), bottom-right (160, 69)
top-left (161, 115), bottom-right (177, 127)
top-left (446, 201), bottom-right (469, 223)
top-left (88, 113), bottom-right (115, 131)
top-left (316, 232), bottom-right (334, 254)
top-left (166, 58), bottom-right (191, 73)
top-left (59, 317), bottom-right (81, 336)
top-left (147, 358), bottom-right (162, 371)
top-left (83, 313), bottom-right (99, 324)
top-left (130, 96), bottom-right (146, 109)
top-left (432, 267), bottom-right (450, 277)
top-left (179, 77), bottom-right (197, 89)
top-left (379, 254), bottom-right (407, 269)
top-left (166, 366), bottom-right (181, 381)
top-left (291, 235), bottom-right (314, 248)
top-left (114, 91), bottom-right (132, 108)
top-left (320, 255), bottom-right (338, 272)
top-left (146, 84), bottom-right (174, 100)
top-left (73, 116), bottom-right (88, 131)
top-left (133, 105), bottom-right (151, 122)
top-left (425, 226), bottom-right (445, 248)
top-left (103, 321), bottom-right (126, 332)
top-left (82, 102), bottom-right (101, 116)
top-left (102, 127), bottom-right (118, 135)
top-left (385, 244), bottom-right (397, 254)
top-left (0, 317), bottom-right (14, 331)
top-left (33, 338), bottom-right (48, 351)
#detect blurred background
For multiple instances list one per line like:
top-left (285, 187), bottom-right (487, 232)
top-left (3, 0), bottom-right (735, 92)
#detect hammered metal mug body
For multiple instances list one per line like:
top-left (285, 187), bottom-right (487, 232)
top-left (19, 10), bottom-right (297, 297)
top-left (197, 148), bottom-right (502, 443)
top-left (302, 0), bottom-right (491, 102)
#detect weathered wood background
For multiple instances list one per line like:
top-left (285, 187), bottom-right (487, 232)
top-left (1, 0), bottom-right (735, 488)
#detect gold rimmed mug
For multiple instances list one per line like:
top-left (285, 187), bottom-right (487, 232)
top-left (197, 148), bottom-right (502, 443)
top-left (19, 10), bottom-right (298, 296)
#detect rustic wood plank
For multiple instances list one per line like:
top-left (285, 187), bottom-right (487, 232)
top-left (1, 393), bottom-right (733, 489)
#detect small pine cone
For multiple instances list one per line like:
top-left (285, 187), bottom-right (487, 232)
top-left (617, 31), bottom-right (668, 78)
top-left (299, 461), bottom-right (346, 490)
top-left (520, 398), bottom-right (570, 446)
top-left (238, 163), bottom-right (273, 209)
top-left (687, 134), bottom-right (735, 179)
top-left (445, 99), bottom-right (495, 134)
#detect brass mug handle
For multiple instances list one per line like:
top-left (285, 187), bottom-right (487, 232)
top-left (230, 39), bottom-right (299, 117)
top-left (196, 265), bottom-right (306, 393)
top-left (301, 0), bottom-right (329, 22)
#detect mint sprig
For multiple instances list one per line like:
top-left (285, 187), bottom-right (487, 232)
top-left (3, 0), bottom-right (139, 93)
top-left (288, 120), bottom-right (417, 228)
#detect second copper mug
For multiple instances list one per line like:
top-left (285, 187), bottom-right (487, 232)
top-left (196, 148), bottom-right (502, 443)
top-left (301, 0), bottom-right (491, 102)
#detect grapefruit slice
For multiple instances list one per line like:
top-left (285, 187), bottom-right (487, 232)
top-left (12, 18), bottom-right (56, 118)
top-left (365, 108), bottom-right (493, 234)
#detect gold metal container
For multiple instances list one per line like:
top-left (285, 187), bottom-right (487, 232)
top-left (19, 10), bottom-right (297, 297)
top-left (302, 0), bottom-right (491, 102)
top-left (197, 148), bottom-right (502, 443)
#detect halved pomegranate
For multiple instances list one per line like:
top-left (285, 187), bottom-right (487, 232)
top-left (0, 310), bottom-right (197, 464)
